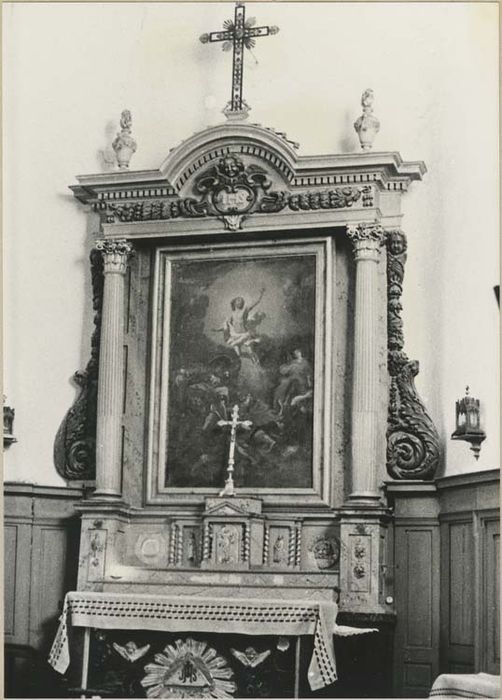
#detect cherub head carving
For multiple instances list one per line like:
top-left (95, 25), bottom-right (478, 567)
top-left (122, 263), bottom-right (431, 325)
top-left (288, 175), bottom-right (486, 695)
top-left (387, 230), bottom-right (407, 256)
top-left (220, 155), bottom-right (243, 179)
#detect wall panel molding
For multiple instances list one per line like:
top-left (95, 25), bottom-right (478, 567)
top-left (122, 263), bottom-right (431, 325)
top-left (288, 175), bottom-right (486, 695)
top-left (475, 510), bottom-right (500, 675)
top-left (389, 483), bottom-right (441, 698)
top-left (437, 472), bottom-right (499, 679)
top-left (389, 471), bottom-right (499, 697)
top-left (395, 522), bottom-right (440, 697)
top-left (4, 482), bottom-right (82, 696)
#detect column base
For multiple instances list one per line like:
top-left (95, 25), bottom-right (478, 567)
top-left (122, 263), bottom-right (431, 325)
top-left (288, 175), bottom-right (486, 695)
top-left (91, 489), bottom-right (123, 501)
top-left (347, 491), bottom-right (383, 507)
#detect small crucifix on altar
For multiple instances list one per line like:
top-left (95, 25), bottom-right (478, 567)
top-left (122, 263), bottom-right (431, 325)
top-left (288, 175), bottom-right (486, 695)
top-left (200, 2), bottom-right (279, 120)
top-left (217, 404), bottom-right (252, 497)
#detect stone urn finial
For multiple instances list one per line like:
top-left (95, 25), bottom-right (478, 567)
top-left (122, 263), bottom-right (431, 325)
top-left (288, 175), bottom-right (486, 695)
top-left (112, 109), bottom-right (137, 170)
top-left (354, 89), bottom-right (380, 151)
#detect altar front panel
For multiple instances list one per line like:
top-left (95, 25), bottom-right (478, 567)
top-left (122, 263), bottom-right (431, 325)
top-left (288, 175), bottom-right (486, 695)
top-left (85, 630), bottom-right (299, 699)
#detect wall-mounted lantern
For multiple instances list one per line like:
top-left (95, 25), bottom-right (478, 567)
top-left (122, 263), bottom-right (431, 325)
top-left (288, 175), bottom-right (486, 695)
top-left (451, 386), bottom-right (486, 460)
top-left (3, 396), bottom-right (17, 448)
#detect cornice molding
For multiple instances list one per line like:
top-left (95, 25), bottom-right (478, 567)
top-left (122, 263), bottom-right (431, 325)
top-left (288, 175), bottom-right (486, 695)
top-left (70, 123), bottom-right (426, 208)
top-left (434, 468), bottom-right (500, 490)
top-left (4, 482), bottom-right (85, 498)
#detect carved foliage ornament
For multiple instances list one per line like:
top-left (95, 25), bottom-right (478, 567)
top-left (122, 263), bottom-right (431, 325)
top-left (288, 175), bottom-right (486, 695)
top-left (195, 154), bottom-right (271, 215)
top-left (95, 156), bottom-right (373, 226)
top-left (54, 240), bottom-right (134, 480)
top-left (95, 197), bottom-right (209, 224)
top-left (54, 248), bottom-right (103, 480)
top-left (308, 536), bottom-right (340, 570)
top-left (141, 638), bottom-right (236, 699)
top-left (89, 530), bottom-right (106, 567)
top-left (386, 229), bottom-right (440, 479)
top-left (347, 221), bottom-right (385, 244)
top-left (262, 186), bottom-right (372, 213)
top-left (97, 185), bottom-right (372, 225)
top-left (95, 238), bottom-right (133, 273)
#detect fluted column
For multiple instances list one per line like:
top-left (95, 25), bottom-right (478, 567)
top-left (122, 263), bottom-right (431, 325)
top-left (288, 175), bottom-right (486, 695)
top-left (93, 239), bottom-right (132, 499)
top-left (347, 223), bottom-right (385, 504)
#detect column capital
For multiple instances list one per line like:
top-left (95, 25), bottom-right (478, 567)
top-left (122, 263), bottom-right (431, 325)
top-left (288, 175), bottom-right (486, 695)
top-left (347, 222), bottom-right (385, 261)
top-left (95, 239), bottom-right (133, 274)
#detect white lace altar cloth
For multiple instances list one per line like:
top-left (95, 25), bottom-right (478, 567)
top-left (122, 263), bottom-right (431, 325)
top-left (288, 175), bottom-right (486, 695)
top-left (48, 591), bottom-right (339, 691)
top-left (429, 673), bottom-right (500, 699)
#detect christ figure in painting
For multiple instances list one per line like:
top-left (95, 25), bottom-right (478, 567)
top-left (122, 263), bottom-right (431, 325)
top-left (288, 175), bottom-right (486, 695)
top-left (212, 287), bottom-right (266, 363)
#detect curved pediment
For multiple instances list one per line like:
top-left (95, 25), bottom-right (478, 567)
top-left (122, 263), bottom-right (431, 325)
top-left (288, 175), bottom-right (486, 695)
top-left (159, 122), bottom-right (300, 194)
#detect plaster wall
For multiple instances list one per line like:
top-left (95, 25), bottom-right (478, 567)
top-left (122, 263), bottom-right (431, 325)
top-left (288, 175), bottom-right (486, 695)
top-left (3, 2), bottom-right (499, 485)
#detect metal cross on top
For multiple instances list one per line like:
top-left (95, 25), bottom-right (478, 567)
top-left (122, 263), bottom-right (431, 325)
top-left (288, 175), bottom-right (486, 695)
top-left (200, 2), bottom-right (279, 119)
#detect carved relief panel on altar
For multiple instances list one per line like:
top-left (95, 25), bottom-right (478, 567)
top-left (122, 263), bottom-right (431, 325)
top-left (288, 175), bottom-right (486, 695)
top-left (147, 238), bottom-right (333, 504)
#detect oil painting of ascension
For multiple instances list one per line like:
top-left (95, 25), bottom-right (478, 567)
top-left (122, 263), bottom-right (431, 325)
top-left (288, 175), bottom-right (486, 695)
top-left (166, 253), bottom-right (317, 488)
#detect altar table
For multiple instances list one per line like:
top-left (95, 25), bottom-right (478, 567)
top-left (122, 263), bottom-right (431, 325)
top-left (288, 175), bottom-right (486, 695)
top-left (49, 591), bottom-right (339, 691)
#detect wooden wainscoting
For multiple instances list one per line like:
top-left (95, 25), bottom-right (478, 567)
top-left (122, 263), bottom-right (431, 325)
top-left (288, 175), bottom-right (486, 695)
top-left (481, 513), bottom-right (500, 675)
top-left (4, 482), bottom-right (83, 697)
top-left (439, 515), bottom-right (475, 674)
top-left (387, 483), bottom-right (441, 698)
top-left (437, 470), bottom-right (500, 678)
top-left (388, 470), bottom-right (500, 698)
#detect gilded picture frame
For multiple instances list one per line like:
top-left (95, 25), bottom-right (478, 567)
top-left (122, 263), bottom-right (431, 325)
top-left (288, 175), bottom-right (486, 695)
top-left (147, 236), bottom-right (335, 506)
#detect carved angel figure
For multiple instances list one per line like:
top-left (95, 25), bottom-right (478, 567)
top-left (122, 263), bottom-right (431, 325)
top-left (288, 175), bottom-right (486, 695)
top-left (112, 640), bottom-right (151, 663)
top-left (230, 646), bottom-right (271, 668)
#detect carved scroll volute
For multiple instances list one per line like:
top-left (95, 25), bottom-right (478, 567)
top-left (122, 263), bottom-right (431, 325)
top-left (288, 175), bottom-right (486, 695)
top-left (386, 230), bottom-right (440, 480)
top-left (54, 249), bottom-right (103, 480)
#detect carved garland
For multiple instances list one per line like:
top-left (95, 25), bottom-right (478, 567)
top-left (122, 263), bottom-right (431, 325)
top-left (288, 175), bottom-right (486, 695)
top-left (97, 186), bottom-right (372, 224)
top-left (94, 156), bottom-right (373, 226)
top-left (386, 230), bottom-right (440, 479)
top-left (53, 249), bottom-right (103, 480)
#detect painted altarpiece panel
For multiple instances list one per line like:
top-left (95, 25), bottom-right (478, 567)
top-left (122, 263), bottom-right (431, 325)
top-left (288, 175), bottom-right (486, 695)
top-left (147, 238), bottom-right (334, 504)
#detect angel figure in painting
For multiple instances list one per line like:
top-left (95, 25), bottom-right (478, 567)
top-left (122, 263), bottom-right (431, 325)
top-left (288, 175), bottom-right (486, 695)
top-left (213, 287), bottom-right (266, 364)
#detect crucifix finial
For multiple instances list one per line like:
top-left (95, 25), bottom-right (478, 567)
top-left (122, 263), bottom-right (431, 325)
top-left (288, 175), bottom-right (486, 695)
top-left (200, 2), bottom-right (279, 121)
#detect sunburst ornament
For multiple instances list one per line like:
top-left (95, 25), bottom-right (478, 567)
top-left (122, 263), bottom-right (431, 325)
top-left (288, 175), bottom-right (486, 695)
top-left (141, 638), bottom-right (236, 699)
